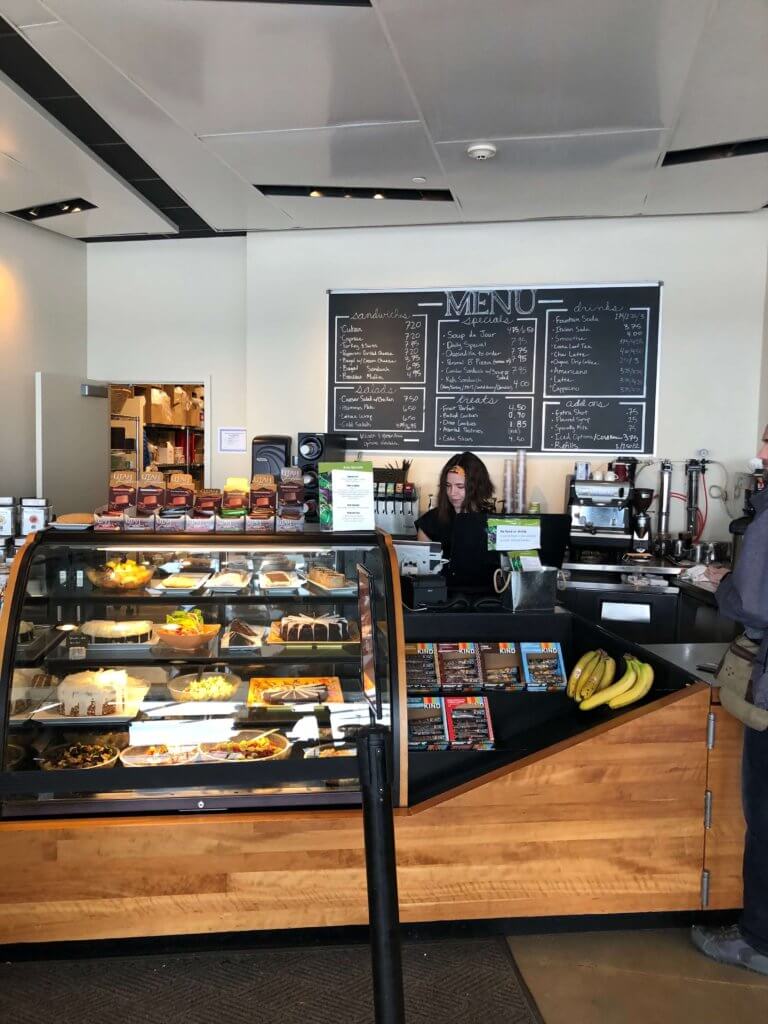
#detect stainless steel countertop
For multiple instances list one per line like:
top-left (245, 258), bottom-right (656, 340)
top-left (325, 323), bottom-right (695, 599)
top-left (563, 561), bottom-right (682, 577)
top-left (643, 642), bottom-right (728, 687)
top-left (565, 580), bottom-right (679, 594)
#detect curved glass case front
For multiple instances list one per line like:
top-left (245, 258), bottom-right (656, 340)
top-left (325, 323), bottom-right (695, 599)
top-left (0, 531), bottom-right (396, 817)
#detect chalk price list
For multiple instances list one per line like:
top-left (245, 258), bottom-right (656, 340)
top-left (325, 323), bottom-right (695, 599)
top-left (335, 313), bottom-right (425, 384)
top-left (437, 318), bottom-right (535, 393)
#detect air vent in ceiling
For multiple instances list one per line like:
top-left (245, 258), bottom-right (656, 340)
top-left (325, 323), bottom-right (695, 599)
top-left (663, 136), bottom-right (768, 166)
top-left (257, 185), bottom-right (454, 202)
top-left (8, 197), bottom-right (96, 221)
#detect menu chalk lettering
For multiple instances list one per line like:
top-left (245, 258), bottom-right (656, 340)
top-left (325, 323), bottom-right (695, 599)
top-left (328, 285), bottom-right (659, 453)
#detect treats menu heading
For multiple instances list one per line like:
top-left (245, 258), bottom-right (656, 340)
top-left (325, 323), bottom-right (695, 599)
top-left (327, 284), bottom-right (660, 454)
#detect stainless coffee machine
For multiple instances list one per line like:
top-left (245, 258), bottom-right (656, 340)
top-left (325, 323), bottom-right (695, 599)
top-left (566, 477), bottom-right (634, 561)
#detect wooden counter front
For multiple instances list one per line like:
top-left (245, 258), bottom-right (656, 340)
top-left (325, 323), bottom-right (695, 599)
top-left (0, 685), bottom-right (713, 944)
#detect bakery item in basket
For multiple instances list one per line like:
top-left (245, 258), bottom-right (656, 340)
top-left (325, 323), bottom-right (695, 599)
top-left (276, 614), bottom-right (350, 642)
top-left (308, 566), bottom-right (347, 589)
top-left (81, 619), bottom-right (153, 644)
top-left (42, 742), bottom-right (118, 770)
top-left (57, 669), bottom-right (142, 717)
top-left (86, 559), bottom-right (153, 590)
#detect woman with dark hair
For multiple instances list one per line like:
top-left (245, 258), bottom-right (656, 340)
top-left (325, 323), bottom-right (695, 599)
top-left (416, 452), bottom-right (495, 559)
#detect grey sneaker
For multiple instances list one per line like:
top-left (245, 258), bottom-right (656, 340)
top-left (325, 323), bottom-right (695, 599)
top-left (691, 924), bottom-right (768, 976)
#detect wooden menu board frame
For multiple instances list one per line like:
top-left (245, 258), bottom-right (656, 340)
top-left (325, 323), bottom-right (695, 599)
top-left (327, 283), bottom-right (661, 455)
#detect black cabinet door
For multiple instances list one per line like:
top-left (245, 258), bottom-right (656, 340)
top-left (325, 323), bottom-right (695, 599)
top-left (559, 587), bottom-right (679, 644)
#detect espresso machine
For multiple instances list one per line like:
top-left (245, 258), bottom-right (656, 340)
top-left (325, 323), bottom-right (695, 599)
top-left (566, 477), bottom-right (634, 561)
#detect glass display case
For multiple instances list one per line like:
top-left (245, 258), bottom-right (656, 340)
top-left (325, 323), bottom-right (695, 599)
top-left (0, 530), bottom-right (399, 818)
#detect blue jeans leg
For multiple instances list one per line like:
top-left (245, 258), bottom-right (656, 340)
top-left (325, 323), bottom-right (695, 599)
top-left (740, 725), bottom-right (768, 954)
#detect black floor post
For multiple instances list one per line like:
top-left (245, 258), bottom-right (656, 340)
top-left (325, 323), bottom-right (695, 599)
top-left (357, 726), bottom-right (406, 1024)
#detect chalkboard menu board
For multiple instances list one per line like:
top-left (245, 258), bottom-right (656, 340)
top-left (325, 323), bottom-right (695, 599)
top-left (328, 284), bottom-right (660, 454)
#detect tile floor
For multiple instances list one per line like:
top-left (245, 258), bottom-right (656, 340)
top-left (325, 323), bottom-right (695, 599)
top-left (508, 928), bottom-right (768, 1024)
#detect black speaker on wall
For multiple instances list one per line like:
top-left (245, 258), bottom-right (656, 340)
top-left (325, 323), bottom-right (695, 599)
top-left (251, 435), bottom-right (292, 478)
top-left (298, 432), bottom-right (348, 522)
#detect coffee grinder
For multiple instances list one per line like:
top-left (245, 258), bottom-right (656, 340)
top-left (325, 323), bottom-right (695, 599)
top-left (630, 488), bottom-right (654, 554)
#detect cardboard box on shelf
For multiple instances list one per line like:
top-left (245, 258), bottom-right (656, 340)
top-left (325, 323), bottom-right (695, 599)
top-left (171, 386), bottom-right (188, 427)
top-left (135, 386), bottom-right (174, 426)
top-left (110, 386), bottom-right (133, 415)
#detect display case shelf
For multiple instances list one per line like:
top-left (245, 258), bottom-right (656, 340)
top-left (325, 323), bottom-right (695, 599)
top-left (0, 529), bottom-right (397, 817)
top-left (40, 589), bottom-right (358, 606)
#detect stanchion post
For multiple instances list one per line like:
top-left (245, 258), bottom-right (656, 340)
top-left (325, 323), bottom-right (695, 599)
top-left (356, 725), bottom-right (406, 1024)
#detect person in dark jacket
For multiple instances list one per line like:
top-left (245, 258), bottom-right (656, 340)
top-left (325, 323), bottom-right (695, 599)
top-left (692, 425), bottom-right (768, 975)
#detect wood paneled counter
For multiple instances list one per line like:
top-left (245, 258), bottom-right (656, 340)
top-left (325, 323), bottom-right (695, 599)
top-left (0, 682), bottom-right (743, 944)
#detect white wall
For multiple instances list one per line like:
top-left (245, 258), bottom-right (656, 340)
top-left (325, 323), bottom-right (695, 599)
top-left (247, 215), bottom-right (768, 541)
top-left (84, 214), bottom-right (768, 541)
top-left (87, 236), bottom-right (246, 488)
top-left (0, 215), bottom-right (87, 498)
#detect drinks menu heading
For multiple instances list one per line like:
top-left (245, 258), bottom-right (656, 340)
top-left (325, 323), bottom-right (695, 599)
top-left (327, 284), bottom-right (660, 454)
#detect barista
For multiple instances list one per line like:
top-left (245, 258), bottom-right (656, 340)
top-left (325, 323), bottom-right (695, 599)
top-left (416, 453), bottom-right (498, 588)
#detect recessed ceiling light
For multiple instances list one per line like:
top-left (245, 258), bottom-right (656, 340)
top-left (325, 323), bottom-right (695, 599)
top-left (6, 197), bottom-right (96, 221)
top-left (257, 184), bottom-right (453, 203)
top-left (412, 177), bottom-right (427, 184)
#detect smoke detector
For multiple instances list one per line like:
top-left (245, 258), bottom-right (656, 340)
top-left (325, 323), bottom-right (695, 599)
top-left (467, 142), bottom-right (497, 161)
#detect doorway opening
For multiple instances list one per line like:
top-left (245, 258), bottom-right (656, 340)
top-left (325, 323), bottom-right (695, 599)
top-left (109, 383), bottom-right (206, 487)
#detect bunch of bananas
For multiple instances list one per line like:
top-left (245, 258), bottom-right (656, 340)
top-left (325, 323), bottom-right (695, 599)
top-left (567, 649), bottom-right (654, 711)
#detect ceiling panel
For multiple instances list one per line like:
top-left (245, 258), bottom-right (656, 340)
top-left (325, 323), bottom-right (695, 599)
top-left (19, 19), bottom-right (294, 231)
top-left (201, 121), bottom-right (447, 189)
top-left (666, 0), bottom-right (768, 150)
top-left (0, 148), bottom-right (50, 210)
top-left (375, 0), bottom-right (715, 142)
top-left (0, 0), bottom-right (56, 27)
top-left (42, 0), bottom-right (416, 135)
top-left (437, 130), bottom-right (663, 222)
top-left (271, 196), bottom-right (460, 229)
top-left (643, 155), bottom-right (768, 215)
top-left (0, 71), bottom-right (175, 237)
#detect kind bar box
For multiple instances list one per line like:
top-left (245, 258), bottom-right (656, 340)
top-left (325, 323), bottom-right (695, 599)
top-left (436, 642), bottom-right (482, 693)
top-left (407, 696), bottom-right (448, 751)
top-left (444, 695), bottom-right (495, 750)
top-left (521, 642), bottom-right (567, 692)
top-left (247, 475), bottom-right (276, 533)
top-left (404, 643), bottom-right (440, 694)
top-left (478, 642), bottom-right (523, 692)
top-left (165, 473), bottom-right (195, 514)
top-left (108, 471), bottom-right (136, 515)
